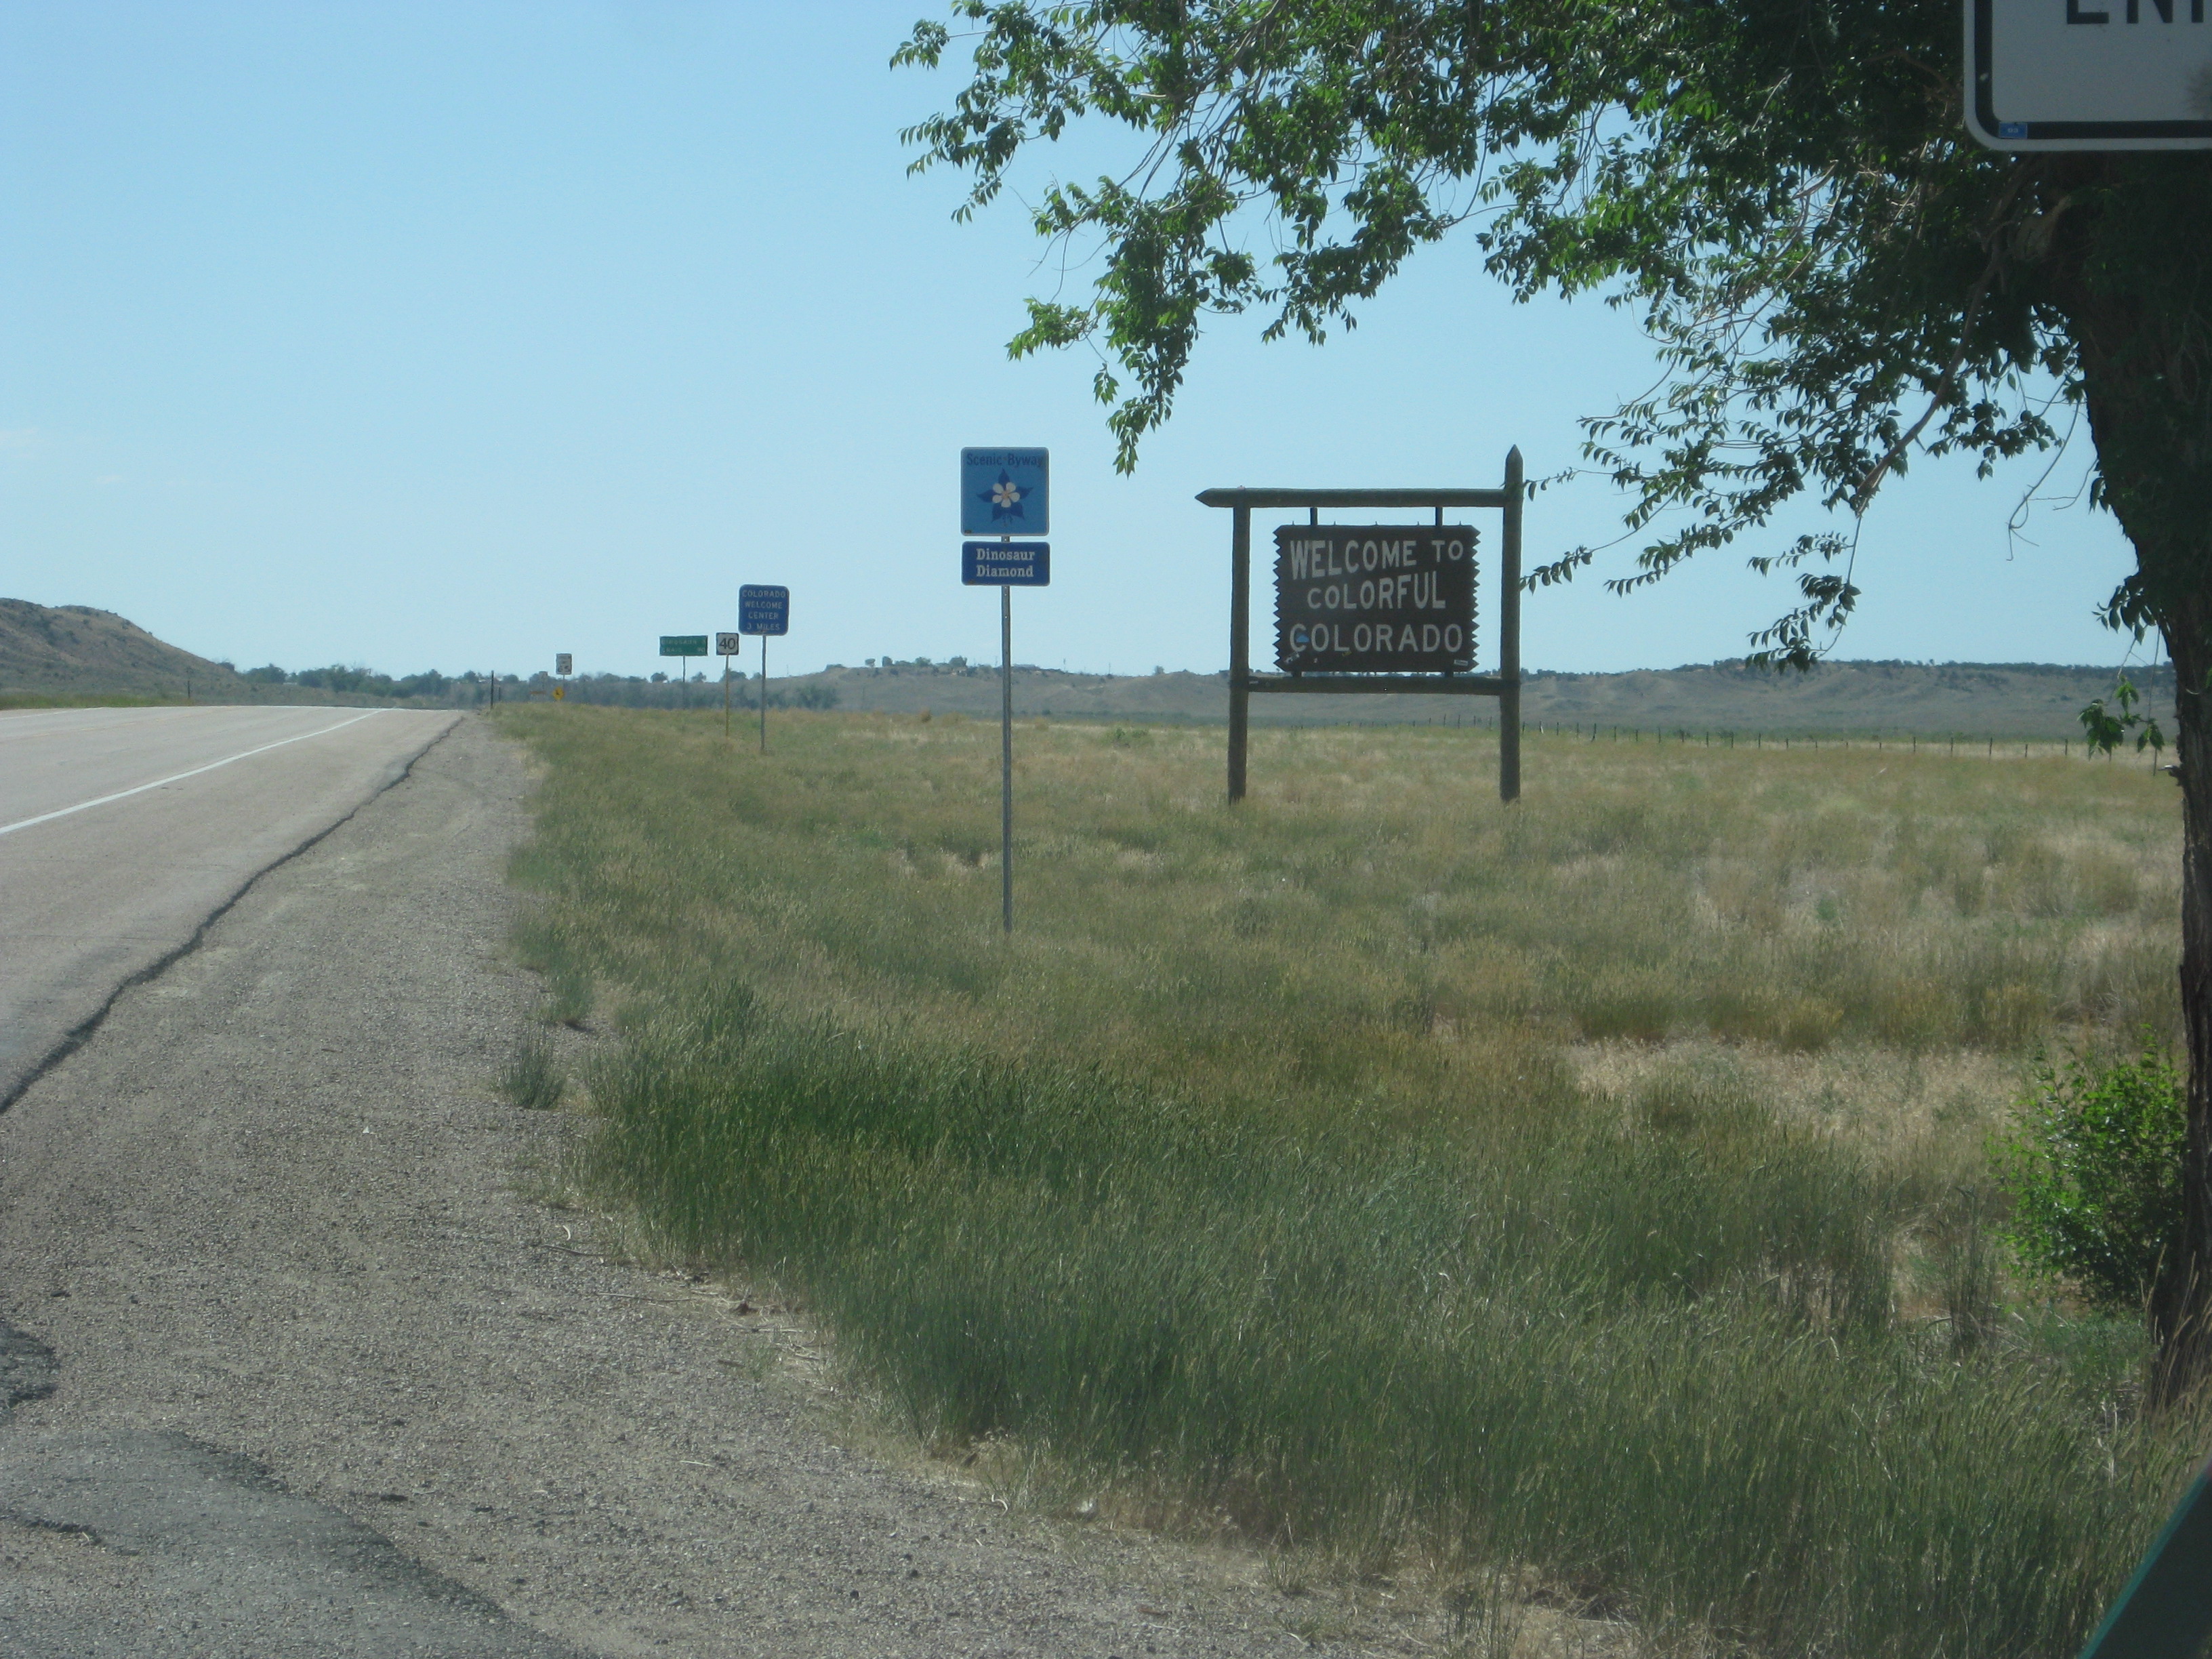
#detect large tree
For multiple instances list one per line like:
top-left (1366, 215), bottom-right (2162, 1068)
top-left (895, 1), bottom-right (2212, 1391)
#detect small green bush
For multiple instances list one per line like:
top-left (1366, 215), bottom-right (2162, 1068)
top-left (1993, 1038), bottom-right (2184, 1313)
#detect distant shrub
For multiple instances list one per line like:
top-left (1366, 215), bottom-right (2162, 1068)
top-left (391, 670), bottom-right (449, 699)
top-left (1577, 967), bottom-right (1675, 1042)
top-left (793, 682), bottom-right (840, 710)
top-left (1777, 996), bottom-right (1843, 1052)
top-left (1992, 1038), bottom-right (2184, 1314)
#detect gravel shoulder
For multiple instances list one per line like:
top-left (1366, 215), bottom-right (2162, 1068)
top-left (0, 715), bottom-right (1347, 1657)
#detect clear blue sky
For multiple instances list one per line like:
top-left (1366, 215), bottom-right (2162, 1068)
top-left (1, 1), bottom-right (2143, 681)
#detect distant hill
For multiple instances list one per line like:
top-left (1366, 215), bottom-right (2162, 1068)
top-left (2, 596), bottom-right (2165, 737)
top-left (0, 600), bottom-right (470, 708)
top-left (770, 657), bottom-right (2172, 739)
top-left (0, 600), bottom-right (247, 701)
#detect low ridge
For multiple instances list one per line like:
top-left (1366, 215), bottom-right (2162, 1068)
top-left (0, 600), bottom-right (241, 701)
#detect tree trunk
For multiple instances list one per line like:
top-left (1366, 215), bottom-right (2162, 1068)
top-left (2052, 154), bottom-right (2212, 1399)
top-left (2152, 607), bottom-right (2211, 1399)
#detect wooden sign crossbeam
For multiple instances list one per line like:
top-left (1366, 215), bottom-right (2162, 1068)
top-left (1196, 448), bottom-right (1525, 803)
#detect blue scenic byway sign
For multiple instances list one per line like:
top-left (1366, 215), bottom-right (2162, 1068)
top-left (738, 585), bottom-right (790, 636)
top-left (962, 541), bottom-right (1050, 586)
top-left (961, 447), bottom-right (1048, 536)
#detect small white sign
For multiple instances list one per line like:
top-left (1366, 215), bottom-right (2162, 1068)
top-left (715, 632), bottom-right (741, 656)
top-left (1968, 0), bottom-right (2212, 149)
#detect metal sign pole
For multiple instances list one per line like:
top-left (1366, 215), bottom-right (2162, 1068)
top-left (1000, 580), bottom-right (1014, 933)
top-left (733, 588), bottom-right (790, 754)
top-left (1228, 504), bottom-right (1252, 804)
top-left (960, 448), bottom-right (1048, 931)
top-left (723, 652), bottom-right (731, 738)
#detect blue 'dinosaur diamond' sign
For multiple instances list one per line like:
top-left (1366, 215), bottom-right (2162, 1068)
top-left (962, 541), bottom-right (1050, 586)
top-left (961, 447), bottom-right (1048, 536)
top-left (738, 585), bottom-right (789, 636)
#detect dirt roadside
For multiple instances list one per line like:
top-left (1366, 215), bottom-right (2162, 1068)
top-left (0, 715), bottom-right (1351, 1657)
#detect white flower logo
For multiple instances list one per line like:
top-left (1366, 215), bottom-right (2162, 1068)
top-left (976, 467), bottom-right (1033, 523)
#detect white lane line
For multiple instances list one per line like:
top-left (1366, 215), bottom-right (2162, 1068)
top-left (0, 710), bottom-right (388, 838)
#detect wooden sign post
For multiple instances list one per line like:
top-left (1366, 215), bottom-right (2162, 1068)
top-left (1198, 447), bottom-right (1524, 804)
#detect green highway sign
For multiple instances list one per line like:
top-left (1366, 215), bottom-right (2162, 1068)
top-left (659, 635), bottom-right (708, 657)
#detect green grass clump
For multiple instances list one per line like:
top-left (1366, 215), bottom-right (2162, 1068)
top-left (498, 705), bottom-right (2194, 1658)
top-left (499, 1029), bottom-right (566, 1110)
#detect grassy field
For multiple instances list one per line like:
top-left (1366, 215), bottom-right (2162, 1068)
top-left (500, 704), bottom-right (2196, 1659)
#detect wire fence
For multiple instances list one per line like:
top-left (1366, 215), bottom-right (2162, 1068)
top-left (1261, 712), bottom-right (2173, 767)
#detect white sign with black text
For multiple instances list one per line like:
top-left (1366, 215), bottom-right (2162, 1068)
top-left (1967, 0), bottom-right (2212, 149)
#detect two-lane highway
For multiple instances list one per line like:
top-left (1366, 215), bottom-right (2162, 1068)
top-left (0, 705), bottom-right (458, 1107)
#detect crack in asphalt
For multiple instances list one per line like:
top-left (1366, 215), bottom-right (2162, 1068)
top-left (0, 718), bottom-right (457, 1115)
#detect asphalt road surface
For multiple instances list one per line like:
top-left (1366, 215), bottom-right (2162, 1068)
top-left (0, 714), bottom-right (1322, 1657)
top-left (0, 705), bottom-right (457, 1108)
